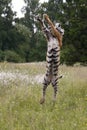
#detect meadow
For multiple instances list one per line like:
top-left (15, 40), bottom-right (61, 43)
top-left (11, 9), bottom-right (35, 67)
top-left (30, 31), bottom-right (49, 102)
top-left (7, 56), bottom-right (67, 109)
top-left (0, 62), bottom-right (87, 130)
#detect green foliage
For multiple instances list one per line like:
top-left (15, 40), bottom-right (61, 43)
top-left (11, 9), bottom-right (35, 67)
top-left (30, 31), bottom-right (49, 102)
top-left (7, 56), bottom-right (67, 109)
top-left (62, 0), bottom-right (87, 65)
top-left (61, 45), bottom-right (78, 65)
top-left (0, 50), bottom-right (23, 63)
top-left (0, 0), bottom-right (87, 65)
top-left (0, 50), bottom-right (4, 61)
top-left (28, 32), bottom-right (47, 62)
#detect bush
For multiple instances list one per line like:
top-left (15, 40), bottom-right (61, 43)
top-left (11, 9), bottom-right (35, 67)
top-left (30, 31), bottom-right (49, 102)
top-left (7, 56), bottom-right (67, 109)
top-left (3, 50), bottom-right (24, 63)
top-left (0, 50), bottom-right (4, 61)
top-left (61, 44), bottom-right (78, 65)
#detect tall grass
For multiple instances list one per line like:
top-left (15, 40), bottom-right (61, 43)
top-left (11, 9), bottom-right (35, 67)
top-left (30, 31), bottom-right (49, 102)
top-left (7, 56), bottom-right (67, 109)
top-left (0, 62), bottom-right (87, 130)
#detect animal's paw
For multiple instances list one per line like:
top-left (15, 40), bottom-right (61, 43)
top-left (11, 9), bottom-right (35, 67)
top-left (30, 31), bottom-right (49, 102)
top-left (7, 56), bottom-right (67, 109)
top-left (40, 98), bottom-right (45, 104)
top-left (43, 14), bottom-right (48, 19)
top-left (35, 14), bottom-right (41, 21)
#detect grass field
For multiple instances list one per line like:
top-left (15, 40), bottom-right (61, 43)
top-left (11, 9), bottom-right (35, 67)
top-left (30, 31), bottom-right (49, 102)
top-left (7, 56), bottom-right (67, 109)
top-left (0, 62), bottom-right (87, 130)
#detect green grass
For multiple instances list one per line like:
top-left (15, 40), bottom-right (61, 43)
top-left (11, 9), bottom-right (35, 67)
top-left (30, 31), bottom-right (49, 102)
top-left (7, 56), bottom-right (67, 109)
top-left (0, 62), bottom-right (87, 130)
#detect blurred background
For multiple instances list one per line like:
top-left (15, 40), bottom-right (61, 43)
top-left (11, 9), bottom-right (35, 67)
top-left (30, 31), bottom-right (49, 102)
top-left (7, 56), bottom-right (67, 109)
top-left (0, 0), bottom-right (87, 65)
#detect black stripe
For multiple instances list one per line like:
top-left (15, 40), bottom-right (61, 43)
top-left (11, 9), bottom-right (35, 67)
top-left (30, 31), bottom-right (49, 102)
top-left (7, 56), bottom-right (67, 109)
top-left (53, 47), bottom-right (59, 50)
top-left (54, 73), bottom-right (58, 76)
top-left (43, 77), bottom-right (48, 85)
top-left (53, 81), bottom-right (58, 86)
top-left (58, 75), bottom-right (63, 79)
top-left (55, 63), bottom-right (60, 67)
top-left (46, 64), bottom-right (52, 68)
top-left (53, 50), bottom-right (59, 53)
top-left (42, 27), bottom-right (47, 32)
top-left (48, 49), bottom-right (52, 54)
top-left (47, 60), bottom-right (52, 63)
top-left (46, 73), bottom-right (49, 77)
top-left (53, 49), bottom-right (60, 53)
top-left (54, 60), bottom-right (59, 64)
top-left (53, 64), bottom-right (59, 68)
top-left (47, 55), bottom-right (53, 58)
top-left (55, 77), bottom-right (58, 82)
top-left (53, 68), bottom-right (58, 72)
top-left (53, 55), bottom-right (59, 59)
top-left (43, 82), bottom-right (47, 86)
top-left (53, 47), bottom-right (58, 50)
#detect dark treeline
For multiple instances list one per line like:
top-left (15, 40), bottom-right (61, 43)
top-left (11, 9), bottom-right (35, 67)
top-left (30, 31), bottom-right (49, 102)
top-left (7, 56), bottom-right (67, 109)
top-left (0, 0), bottom-right (87, 65)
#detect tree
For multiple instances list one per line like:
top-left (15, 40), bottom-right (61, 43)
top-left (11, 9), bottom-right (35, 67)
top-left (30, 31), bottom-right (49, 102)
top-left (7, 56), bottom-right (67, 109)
top-left (62, 0), bottom-right (87, 65)
top-left (22, 0), bottom-right (47, 61)
top-left (0, 0), bottom-right (15, 50)
top-left (0, 0), bottom-right (31, 62)
top-left (0, 0), bottom-right (86, 64)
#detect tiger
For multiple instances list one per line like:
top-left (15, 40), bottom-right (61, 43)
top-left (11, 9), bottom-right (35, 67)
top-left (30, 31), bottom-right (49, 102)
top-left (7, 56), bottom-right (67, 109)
top-left (36, 14), bottom-right (64, 104)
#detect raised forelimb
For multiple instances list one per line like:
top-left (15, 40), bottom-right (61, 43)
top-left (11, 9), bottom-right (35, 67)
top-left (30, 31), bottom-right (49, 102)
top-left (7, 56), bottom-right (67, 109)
top-left (43, 14), bottom-right (62, 47)
top-left (35, 14), bottom-right (45, 28)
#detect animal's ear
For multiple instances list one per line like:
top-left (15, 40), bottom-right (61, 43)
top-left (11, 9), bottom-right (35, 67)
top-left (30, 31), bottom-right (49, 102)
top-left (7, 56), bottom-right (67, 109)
top-left (55, 23), bottom-right (61, 28)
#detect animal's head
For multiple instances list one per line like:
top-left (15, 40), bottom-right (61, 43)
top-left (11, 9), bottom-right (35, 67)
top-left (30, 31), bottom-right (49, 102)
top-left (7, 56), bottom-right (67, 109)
top-left (55, 23), bottom-right (64, 36)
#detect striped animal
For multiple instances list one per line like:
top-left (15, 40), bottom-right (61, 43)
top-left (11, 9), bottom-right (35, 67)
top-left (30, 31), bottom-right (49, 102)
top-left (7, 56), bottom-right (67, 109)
top-left (36, 14), bottom-right (64, 104)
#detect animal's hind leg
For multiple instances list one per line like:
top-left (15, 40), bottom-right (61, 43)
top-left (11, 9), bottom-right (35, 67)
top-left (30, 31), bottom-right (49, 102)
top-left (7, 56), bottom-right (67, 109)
top-left (40, 72), bottom-right (52, 104)
top-left (52, 63), bottom-right (59, 101)
top-left (40, 50), bottom-right (52, 104)
top-left (52, 78), bottom-right (58, 102)
top-left (40, 83), bottom-right (48, 104)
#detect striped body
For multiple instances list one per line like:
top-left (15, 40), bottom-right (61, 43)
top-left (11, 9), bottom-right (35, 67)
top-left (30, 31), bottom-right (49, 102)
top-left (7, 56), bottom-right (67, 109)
top-left (40, 26), bottom-right (61, 103)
